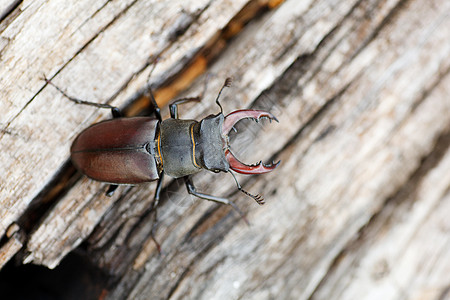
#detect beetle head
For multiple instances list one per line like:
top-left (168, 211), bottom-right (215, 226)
top-left (203, 77), bottom-right (281, 205)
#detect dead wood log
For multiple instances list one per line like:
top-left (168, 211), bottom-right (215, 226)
top-left (0, 0), bottom-right (449, 299)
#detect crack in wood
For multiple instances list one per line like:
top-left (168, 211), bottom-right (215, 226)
top-left (309, 127), bottom-right (450, 299)
top-left (0, 0), bottom-right (22, 23)
top-left (347, 0), bottom-right (410, 62)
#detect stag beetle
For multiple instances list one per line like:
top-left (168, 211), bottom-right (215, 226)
top-left (45, 76), bottom-right (279, 225)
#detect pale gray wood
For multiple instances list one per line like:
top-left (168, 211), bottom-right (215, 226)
top-left (311, 128), bottom-right (450, 299)
top-left (0, 0), bottom-right (449, 299)
top-left (0, 223), bottom-right (24, 269)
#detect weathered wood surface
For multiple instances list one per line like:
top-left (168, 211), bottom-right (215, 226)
top-left (1, 0), bottom-right (449, 299)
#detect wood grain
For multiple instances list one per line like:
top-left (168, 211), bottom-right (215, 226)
top-left (0, 0), bottom-right (449, 299)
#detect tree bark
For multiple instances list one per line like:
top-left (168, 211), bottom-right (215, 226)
top-left (0, 0), bottom-right (449, 299)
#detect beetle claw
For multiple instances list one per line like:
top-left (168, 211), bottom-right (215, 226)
top-left (222, 109), bottom-right (278, 136)
top-left (223, 109), bottom-right (280, 175)
top-left (225, 149), bottom-right (280, 175)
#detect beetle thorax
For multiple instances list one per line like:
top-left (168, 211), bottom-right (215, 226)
top-left (158, 114), bottom-right (229, 178)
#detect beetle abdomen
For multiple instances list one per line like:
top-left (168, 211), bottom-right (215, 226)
top-left (71, 117), bottom-right (160, 184)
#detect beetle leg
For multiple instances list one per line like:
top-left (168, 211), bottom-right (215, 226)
top-left (151, 171), bottom-right (164, 222)
top-left (43, 75), bottom-right (121, 118)
top-left (150, 171), bottom-right (164, 253)
top-left (184, 176), bottom-right (249, 225)
top-left (145, 87), bottom-right (162, 122)
top-left (169, 97), bottom-right (201, 119)
top-left (105, 184), bottom-right (118, 197)
top-left (110, 107), bottom-right (122, 119)
top-left (143, 55), bottom-right (163, 121)
top-left (168, 75), bottom-right (213, 119)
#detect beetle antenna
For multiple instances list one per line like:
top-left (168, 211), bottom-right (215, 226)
top-left (215, 77), bottom-right (232, 114)
top-left (228, 171), bottom-right (265, 205)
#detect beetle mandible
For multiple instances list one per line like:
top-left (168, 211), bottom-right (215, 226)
top-left (45, 75), bottom-right (279, 225)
